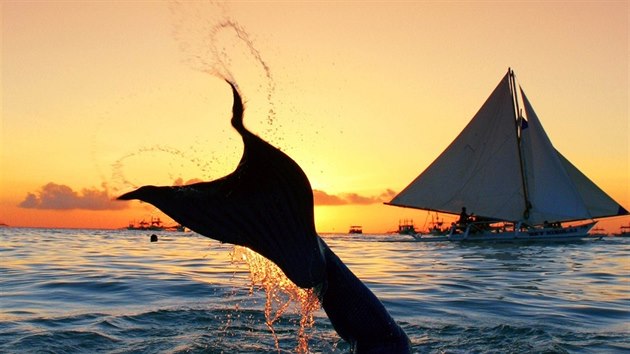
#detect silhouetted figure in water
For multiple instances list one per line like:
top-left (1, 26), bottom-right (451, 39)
top-left (118, 81), bottom-right (411, 353)
top-left (150, 234), bottom-right (158, 242)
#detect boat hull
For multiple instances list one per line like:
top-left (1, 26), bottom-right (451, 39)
top-left (410, 221), bottom-right (598, 243)
top-left (450, 221), bottom-right (597, 242)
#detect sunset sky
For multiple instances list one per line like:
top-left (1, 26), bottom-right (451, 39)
top-left (1, 1), bottom-right (628, 233)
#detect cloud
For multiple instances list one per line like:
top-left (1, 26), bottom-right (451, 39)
top-left (173, 177), bottom-right (204, 186)
top-left (18, 183), bottom-right (127, 210)
top-left (17, 182), bottom-right (396, 210)
top-left (313, 189), bottom-right (396, 206)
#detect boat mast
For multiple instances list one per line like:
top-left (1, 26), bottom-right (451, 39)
top-left (509, 68), bottom-right (532, 221)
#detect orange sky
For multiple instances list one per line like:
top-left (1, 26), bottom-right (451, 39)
top-left (1, 1), bottom-right (628, 233)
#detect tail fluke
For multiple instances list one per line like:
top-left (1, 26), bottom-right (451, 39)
top-left (118, 81), bottom-right (326, 289)
top-left (117, 80), bottom-right (410, 352)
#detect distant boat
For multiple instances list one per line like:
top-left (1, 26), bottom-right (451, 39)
top-left (348, 225), bottom-right (363, 234)
top-left (590, 227), bottom-right (607, 237)
top-left (424, 216), bottom-right (448, 237)
top-left (616, 224), bottom-right (630, 237)
top-left (394, 215), bottom-right (449, 239)
top-left (127, 217), bottom-right (185, 232)
top-left (387, 69), bottom-right (628, 242)
top-left (397, 219), bottom-right (417, 235)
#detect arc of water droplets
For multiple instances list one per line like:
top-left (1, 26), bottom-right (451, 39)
top-left (169, 4), bottom-right (317, 351)
top-left (208, 19), bottom-right (277, 132)
top-left (110, 144), bottom-right (216, 193)
top-left (170, 1), bottom-right (286, 142)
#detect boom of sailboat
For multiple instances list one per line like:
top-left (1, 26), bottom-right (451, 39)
top-left (386, 68), bottom-right (628, 242)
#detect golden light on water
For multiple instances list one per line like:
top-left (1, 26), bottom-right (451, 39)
top-left (231, 246), bottom-right (320, 353)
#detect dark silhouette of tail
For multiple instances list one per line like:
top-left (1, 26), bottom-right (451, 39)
top-left (118, 81), bottom-right (410, 353)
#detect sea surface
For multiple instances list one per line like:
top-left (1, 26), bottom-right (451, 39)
top-left (1, 228), bottom-right (628, 353)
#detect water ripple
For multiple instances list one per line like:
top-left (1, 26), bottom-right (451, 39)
top-left (1, 229), bottom-right (629, 353)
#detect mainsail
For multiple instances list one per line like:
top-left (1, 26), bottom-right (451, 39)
top-left (388, 69), bottom-right (628, 225)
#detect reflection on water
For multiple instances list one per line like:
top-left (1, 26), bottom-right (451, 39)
top-left (1, 229), bottom-right (629, 353)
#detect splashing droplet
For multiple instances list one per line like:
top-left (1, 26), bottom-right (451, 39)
top-left (232, 246), bottom-right (320, 353)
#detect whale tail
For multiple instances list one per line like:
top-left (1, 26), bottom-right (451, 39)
top-left (118, 80), bottom-right (411, 352)
top-left (118, 81), bottom-right (326, 289)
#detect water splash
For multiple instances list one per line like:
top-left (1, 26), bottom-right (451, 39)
top-left (110, 144), bottom-right (219, 194)
top-left (88, 2), bottom-right (281, 201)
top-left (176, 11), bottom-right (319, 346)
top-left (170, 1), bottom-right (278, 138)
top-left (168, 5), bottom-right (319, 350)
top-left (231, 246), bottom-right (320, 353)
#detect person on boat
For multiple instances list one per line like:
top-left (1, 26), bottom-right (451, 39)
top-left (455, 207), bottom-right (474, 233)
top-left (458, 207), bottom-right (469, 223)
top-left (457, 207), bottom-right (472, 227)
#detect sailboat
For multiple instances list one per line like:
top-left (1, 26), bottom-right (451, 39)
top-left (387, 69), bottom-right (628, 242)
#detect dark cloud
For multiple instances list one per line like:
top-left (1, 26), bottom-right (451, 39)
top-left (313, 189), bottom-right (397, 206)
top-left (18, 183), bottom-right (127, 210)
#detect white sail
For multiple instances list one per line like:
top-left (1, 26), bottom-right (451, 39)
top-left (556, 151), bottom-right (628, 219)
top-left (389, 72), bottom-right (526, 221)
top-left (389, 69), bottom-right (628, 225)
top-left (519, 88), bottom-right (591, 224)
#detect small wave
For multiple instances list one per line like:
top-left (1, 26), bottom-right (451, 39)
top-left (405, 322), bottom-right (599, 354)
top-left (0, 307), bottom-right (343, 353)
top-left (7, 330), bottom-right (120, 353)
top-left (38, 279), bottom-right (130, 293)
top-left (25, 313), bottom-right (108, 329)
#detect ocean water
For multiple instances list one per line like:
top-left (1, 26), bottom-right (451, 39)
top-left (1, 228), bottom-right (628, 353)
